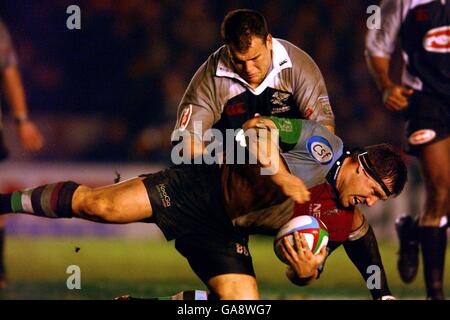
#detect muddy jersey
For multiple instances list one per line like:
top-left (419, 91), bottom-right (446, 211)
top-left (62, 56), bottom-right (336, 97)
top-left (224, 119), bottom-right (344, 234)
top-left (366, 0), bottom-right (450, 96)
top-left (171, 38), bottom-right (334, 142)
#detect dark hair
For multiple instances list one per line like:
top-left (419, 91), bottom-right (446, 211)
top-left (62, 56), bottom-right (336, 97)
top-left (363, 144), bottom-right (408, 197)
top-left (221, 9), bottom-right (269, 52)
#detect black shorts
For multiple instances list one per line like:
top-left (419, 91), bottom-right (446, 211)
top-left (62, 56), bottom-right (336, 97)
top-left (403, 91), bottom-right (449, 154)
top-left (140, 164), bottom-right (255, 281)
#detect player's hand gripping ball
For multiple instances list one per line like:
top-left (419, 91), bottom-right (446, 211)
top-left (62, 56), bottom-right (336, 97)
top-left (274, 215), bottom-right (329, 264)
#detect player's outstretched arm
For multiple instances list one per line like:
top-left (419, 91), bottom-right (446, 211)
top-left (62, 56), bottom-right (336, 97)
top-left (242, 117), bottom-right (310, 204)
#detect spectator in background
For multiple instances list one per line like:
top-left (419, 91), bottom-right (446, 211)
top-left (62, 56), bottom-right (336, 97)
top-left (0, 17), bottom-right (44, 288)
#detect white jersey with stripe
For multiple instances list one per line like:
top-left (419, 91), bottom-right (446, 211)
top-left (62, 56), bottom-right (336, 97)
top-left (171, 38), bottom-right (334, 142)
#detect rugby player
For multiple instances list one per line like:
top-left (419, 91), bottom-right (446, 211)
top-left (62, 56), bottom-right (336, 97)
top-left (172, 8), bottom-right (396, 299)
top-left (0, 117), bottom-right (407, 299)
top-left (366, 0), bottom-right (449, 300)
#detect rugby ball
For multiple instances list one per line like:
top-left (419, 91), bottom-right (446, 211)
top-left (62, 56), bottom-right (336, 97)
top-left (274, 215), bottom-right (329, 264)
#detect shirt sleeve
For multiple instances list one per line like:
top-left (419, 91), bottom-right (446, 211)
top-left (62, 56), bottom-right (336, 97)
top-left (171, 57), bottom-right (219, 143)
top-left (365, 0), bottom-right (404, 58)
top-left (290, 49), bottom-right (335, 128)
top-left (0, 19), bottom-right (18, 70)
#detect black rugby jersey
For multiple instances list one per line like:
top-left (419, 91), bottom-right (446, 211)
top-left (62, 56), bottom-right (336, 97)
top-left (366, 0), bottom-right (450, 97)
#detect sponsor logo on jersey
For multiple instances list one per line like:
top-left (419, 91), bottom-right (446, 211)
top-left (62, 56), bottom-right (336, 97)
top-left (318, 96), bottom-right (333, 116)
top-left (156, 183), bottom-right (171, 208)
top-left (304, 107), bottom-right (314, 119)
top-left (271, 91), bottom-right (291, 114)
top-left (225, 102), bottom-right (246, 116)
top-left (423, 26), bottom-right (450, 53)
top-left (178, 105), bottom-right (192, 131)
top-left (408, 129), bottom-right (436, 145)
top-left (307, 136), bottom-right (334, 164)
top-left (279, 59), bottom-right (288, 66)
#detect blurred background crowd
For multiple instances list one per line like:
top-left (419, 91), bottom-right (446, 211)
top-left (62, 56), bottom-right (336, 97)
top-left (0, 0), bottom-right (408, 165)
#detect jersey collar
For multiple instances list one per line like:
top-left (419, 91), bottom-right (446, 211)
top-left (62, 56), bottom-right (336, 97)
top-left (326, 149), bottom-right (352, 197)
top-left (215, 38), bottom-right (293, 95)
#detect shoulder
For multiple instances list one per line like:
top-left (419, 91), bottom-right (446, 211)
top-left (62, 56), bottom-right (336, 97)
top-left (300, 120), bottom-right (343, 164)
top-left (276, 38), bottom-right (322, 72)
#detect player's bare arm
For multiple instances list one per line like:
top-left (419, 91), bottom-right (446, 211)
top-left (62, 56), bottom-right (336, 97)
top-left (242, 117), bottom-right (310, 204)
top-left (365, 56), bottom-right (413, 111)
top-left (2, 65), bottom-right (44, 151)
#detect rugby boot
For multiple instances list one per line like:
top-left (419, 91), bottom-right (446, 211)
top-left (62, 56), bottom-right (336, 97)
top-left (395, 215), bottom-right (419, 283)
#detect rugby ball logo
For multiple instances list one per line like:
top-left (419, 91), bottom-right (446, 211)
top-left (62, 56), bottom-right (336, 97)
top-left (423, 26), bottom-right (450, 53)
top-left (307, 136), bottom-right (333, 164)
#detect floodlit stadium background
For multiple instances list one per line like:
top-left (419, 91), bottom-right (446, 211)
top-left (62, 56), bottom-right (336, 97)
top-left (0, 0), bottom-right (447, 299)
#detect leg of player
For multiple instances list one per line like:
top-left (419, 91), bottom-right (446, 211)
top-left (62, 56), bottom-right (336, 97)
top-left (0, 178), bottom-right (153, 223)
top-left (207, 274), bottom-right (260, 300)
top-left (417, 137), bottom-right (449, 300)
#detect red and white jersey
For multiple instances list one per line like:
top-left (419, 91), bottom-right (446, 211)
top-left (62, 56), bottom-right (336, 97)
top-left (233, 182), bottom-right (354, 243)
top-left (366, 0), bottom-right (450, 96)
top-left (172, 38), bottom-right (334, 142)
top-left (293, 183), bottom-right (354, 242)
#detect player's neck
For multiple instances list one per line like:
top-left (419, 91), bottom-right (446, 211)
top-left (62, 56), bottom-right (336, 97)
top-left (335, 157), bottom-right (352, 193)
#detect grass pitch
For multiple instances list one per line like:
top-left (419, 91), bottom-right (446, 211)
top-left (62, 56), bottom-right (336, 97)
top-left (1, 236), bottom-right (448, 300)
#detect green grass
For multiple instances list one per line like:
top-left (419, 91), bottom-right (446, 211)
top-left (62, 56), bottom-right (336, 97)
top-left (0, 236), bottom-right (448, 300)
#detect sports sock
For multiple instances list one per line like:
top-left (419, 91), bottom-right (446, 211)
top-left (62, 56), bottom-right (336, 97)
top-left (419, 226), bottom-right (447, 300)
top-left (343, 225), bottom-right (392, 300)
top-left (0, 181), bottom-right (79, 219)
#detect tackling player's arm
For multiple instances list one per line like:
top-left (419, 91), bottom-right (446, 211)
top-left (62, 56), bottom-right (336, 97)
top-left (343, 207), bottom-right (394, 300)
top-left (171, 58), bottom-right (218, 160)
top-left (289, 46), bottom-right (335, 133)
top-left (242, 117), bottom-right (310, 204)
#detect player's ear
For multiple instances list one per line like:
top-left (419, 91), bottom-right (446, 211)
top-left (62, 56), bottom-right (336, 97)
top-left (265, 34), bottom-right (272, 48)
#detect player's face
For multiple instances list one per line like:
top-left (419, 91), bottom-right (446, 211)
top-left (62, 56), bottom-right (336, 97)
top-left (338, 163), bottom-right (390, 208)
top-left (229, 35), bottom-right (273, 88)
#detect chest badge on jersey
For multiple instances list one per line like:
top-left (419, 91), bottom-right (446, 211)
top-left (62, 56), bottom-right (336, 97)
top-left (307, 136), bottom-right (334, 165)
top-left (270, 91), bottom-right (291, 114)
